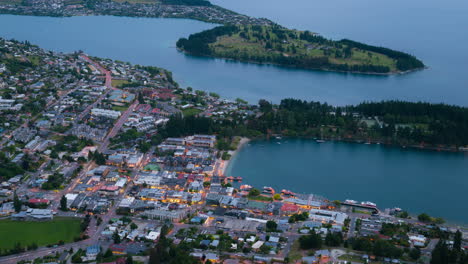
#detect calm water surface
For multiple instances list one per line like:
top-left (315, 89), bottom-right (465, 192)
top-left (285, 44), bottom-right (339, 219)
top-left (226, 139), bottom-right (468, 224)
top-left (1, 0), bottom-right (468, 105)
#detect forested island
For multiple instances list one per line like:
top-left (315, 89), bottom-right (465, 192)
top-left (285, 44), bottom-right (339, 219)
top-left (176, 25), bottom-right (425, 74)
top-left (158, 99), bottom-right (468, 151)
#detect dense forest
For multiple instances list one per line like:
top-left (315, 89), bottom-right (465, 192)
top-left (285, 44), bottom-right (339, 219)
top-left (158, 99), bottom-right (468, 149)
top-left (177, 25), bottom-right (424, 74)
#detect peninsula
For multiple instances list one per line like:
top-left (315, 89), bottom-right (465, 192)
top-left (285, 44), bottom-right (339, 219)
top-left (0, 0), bottom-right (424, 74)
top-left (176, 25), bottom-right (425, 74)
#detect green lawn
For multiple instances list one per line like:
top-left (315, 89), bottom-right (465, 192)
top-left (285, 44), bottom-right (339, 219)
top-left (112, 105), bottom-right (128, 112)
top-left (248, 195), bottom-right (273, 202)
top-left (182, 108), bottom-right (202, 117)
top-left (111, 79), bottom-right (130, 88)
top-left (0, 217), bottom-right (82, 250)
top-left (206, 25), bottom-right (403, 73)
top-left (338, 254), bottom-right (366, 263)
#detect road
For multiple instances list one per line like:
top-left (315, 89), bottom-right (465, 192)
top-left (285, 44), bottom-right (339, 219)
top-left (79, 54), bottom-right (113, 89)
top-left (98, 100), bottom-right (138, 152)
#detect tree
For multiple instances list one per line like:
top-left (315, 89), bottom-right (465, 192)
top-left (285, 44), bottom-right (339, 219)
top-left (259, 244), bottom-right (272, 254)
top-left (103, 248), bottom-right (113, 258)
top-left (258, 99), bottom-right (272, 112)
top-left (324, 232), bottom-right (343, 247)
top-left (126, 255), bottom-right (134, 264)
top-left (13, 191), bottom-right (21, 212)
top-left (273, 193), bottom-right (282, 200)
top-left (130, 222), bottom-right (138, 230)
top-left (266, 221), bottom-right (278, 232)
top-left (113, 231), bottom-right (121, 244)
top-left (410, 247), bottom-right (421, 260)
top-left (398, 211), bottom-right (409, 218)
top-left (149, 247), bottom-right (161, 264)
top-left (453, 230), bottom-right (462, 252)
top-left (248, 188), bottom-right (261, 196)
top-left (418, 213), bottom-right (431, 222)
top-left (138, 92), bottom-right (145, 104)
top-left (60, 195), bottom-right (68, 211)
top-left (299, 230), bottom-right (322, 250)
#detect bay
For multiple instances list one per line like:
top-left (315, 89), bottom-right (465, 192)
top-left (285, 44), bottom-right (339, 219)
top-left (226, 139), bottom-right (468, 224)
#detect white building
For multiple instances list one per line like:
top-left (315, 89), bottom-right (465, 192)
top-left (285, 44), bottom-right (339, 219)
top-left (91, 108), bottom-right (121, 119)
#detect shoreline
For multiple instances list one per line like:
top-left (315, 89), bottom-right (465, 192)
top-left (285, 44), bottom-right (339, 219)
top-left (219, 137), bottom-right (250, 176)
top-left (265, 134), bottom-right (466, 154)
top-left (178, 48), bottom-right (426, 76)
top-left (226, 137), bottom-right (468, 227)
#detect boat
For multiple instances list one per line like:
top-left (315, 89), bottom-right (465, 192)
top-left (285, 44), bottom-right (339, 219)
top-left (316, 139), bottom-right (326, 143)
top-left (234, 176), bottom-right (243, 182)
top-left (364, 142), bottom-right (371, 145)
top-left (277, 142), bottom-right (281, 144)
top-left (361, 201), bottom-right (377, 207)
top-left (275, 136), bottom-right (282, 140)
top-left (263, 186), bottom-right (275, 194)
top-left (240, 184), bottom-right (252, 190)
top-left (281, 189), bottom-right (296, 196)
top-left (345, 199), bottom-right (358, 204)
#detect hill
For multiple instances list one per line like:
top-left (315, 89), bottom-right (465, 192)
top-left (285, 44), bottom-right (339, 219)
top-left (177, 25), bottom-right (425, 74)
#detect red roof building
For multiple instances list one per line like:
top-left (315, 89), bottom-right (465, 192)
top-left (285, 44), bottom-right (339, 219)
top-left (280, 203), bottom-right (300, 214)
top-left (28, 198), bottom-right (50, 204)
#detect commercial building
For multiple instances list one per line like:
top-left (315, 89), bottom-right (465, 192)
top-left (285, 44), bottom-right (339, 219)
top-left (91, 108), bottom-right (121, 119)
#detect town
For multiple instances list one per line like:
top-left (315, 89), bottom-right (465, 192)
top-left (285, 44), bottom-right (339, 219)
top-left (0, 38), bottom-right (467, 264)
top-left (0, 0), bottom-right (274, 26)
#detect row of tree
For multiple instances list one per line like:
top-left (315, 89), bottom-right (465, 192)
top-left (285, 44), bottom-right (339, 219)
top-left (431, 231), bottom-right (467, 264)
top-left (338, 39), bottom-right (424, 71)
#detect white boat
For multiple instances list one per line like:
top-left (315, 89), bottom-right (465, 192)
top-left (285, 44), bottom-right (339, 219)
top-left (316, 139), bottom-right (326, 143)
top-left (345, 199), bottom-right (358, 204)
top-left (263, 186), bottom-right (275, 194)
top-left (361, 201), bottom-right (377, 207)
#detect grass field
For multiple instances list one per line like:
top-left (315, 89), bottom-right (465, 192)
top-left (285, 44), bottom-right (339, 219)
top-left (112, 105), bottom-right (128, 112)
top-left (182, 108), bottom-right (202, 117)
top-left (208, 25), bottom-right (399, 72)
top-left (0, 217), bottom-right (82, 250)
top-left (287, 240), bottom-right (303, 262)
top-left (339, 254), bottom-right (371, 263)
top-left (111, 79), bottom-right (130, 88)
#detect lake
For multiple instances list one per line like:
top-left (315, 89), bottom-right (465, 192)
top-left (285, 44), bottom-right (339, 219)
top-left (1, 0), bottom-right (468, 105)
top-left (226, 139), bottom-right (468, 224)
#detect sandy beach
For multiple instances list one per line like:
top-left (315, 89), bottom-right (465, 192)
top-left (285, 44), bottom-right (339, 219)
top-left (219, 137), bottom-right (250, 176)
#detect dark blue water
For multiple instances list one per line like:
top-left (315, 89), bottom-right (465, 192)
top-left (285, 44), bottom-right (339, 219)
top-left (1, 0), bottom-right (468, 105)
top-left (226, 139), bottom-right (468, 224)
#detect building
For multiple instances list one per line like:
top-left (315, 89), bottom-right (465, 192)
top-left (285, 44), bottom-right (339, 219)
top-left (165, 138), bottom-right (186, 146)
top-left (91, 108), bottom-right (121, 119)
top-left (85, 244), bottom-right (101, 261)
top-left (143, 209), bottom-right (187, 221)
top-left (12, 208), bottom-right (54, 221)
top-left (309, 209), bottom-right (347, 225)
